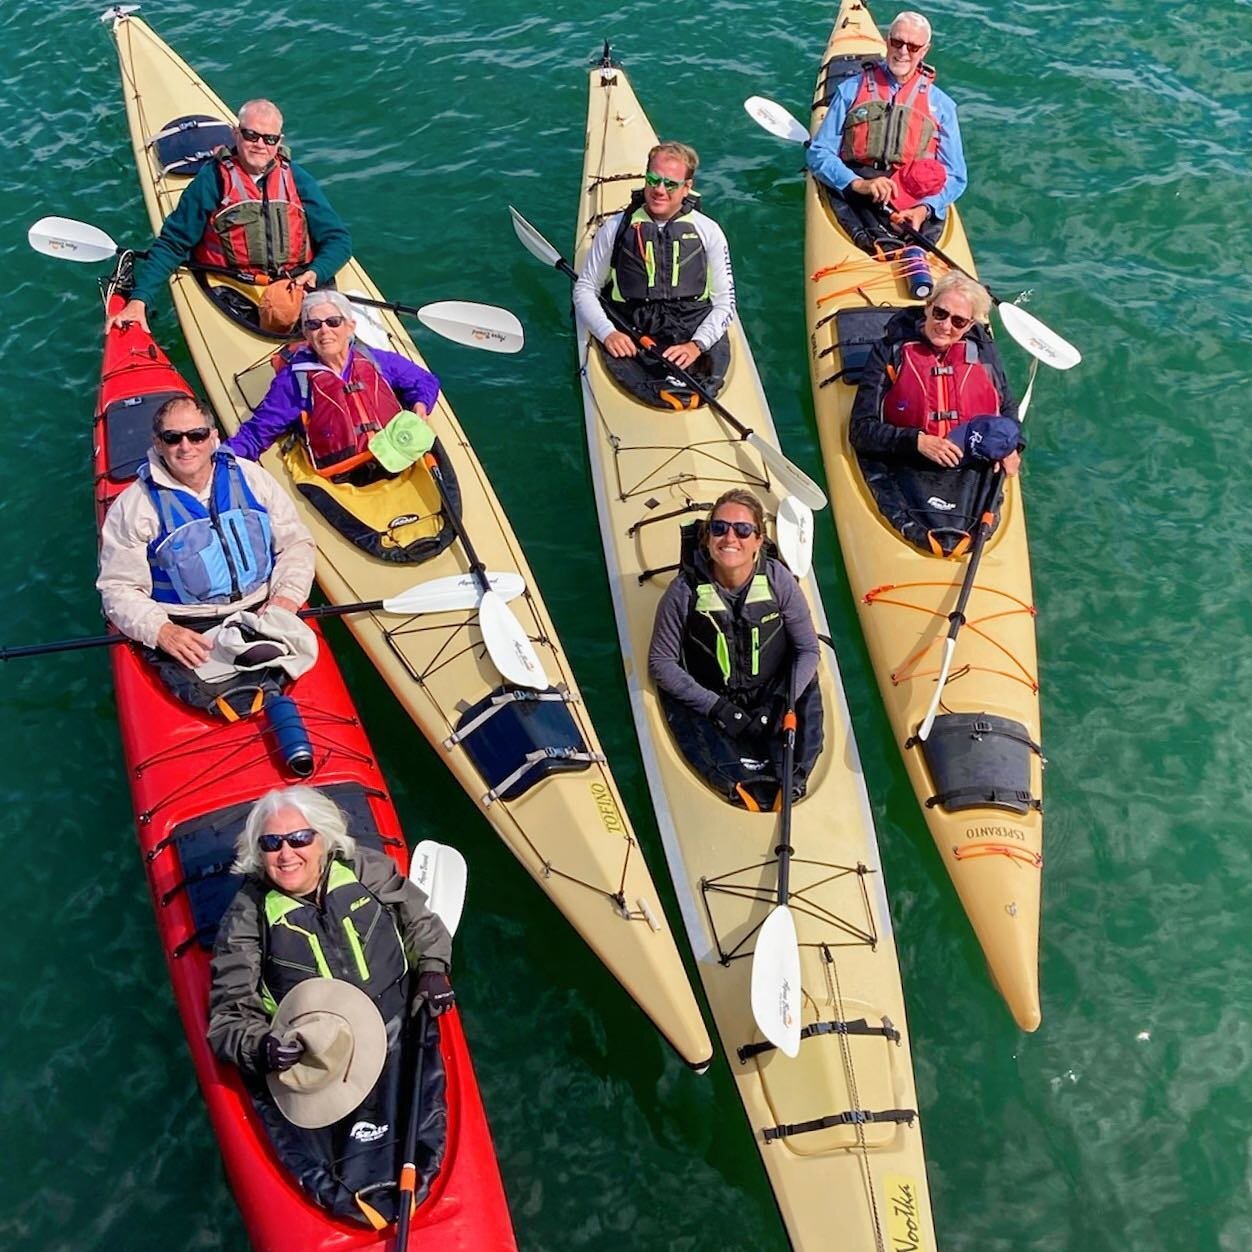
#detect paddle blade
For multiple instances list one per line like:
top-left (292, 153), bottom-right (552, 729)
top-left (746, 432), bottom-right (828, 511)
top-left (744, 96), bottom-right (809, 144)
top-left (751, 906), bottom-right (802, 1058)
top-left (383, 571), bottom-right (525, 616)
top-left (342, 288), bottom-right (390, 351)
top-left (28, 216), bottom-right (118, 263)
top-left (417, 301), bottom-right (524, 354)
top-left (509, 206), bottom-right (563, 268)
top-left (997, 302), bottom-right (1081, 371)
top-left (775, 495), bottom-right (813, 579)
top-left (410, 840), bottom-right (468, 936)
top-left (916, 636), bottom-right (957, 742)
top-left (478, 589), bottom-right (548, 689)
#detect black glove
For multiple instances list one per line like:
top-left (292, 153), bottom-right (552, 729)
top-left (710, 697), bottom-right (751, 740)
top-left (260, 1032), bottom-right (304, 1073)
top-left (412, 970), bottom-right (456, 1017)
top-left (750, 694), bottom-right (790, 739)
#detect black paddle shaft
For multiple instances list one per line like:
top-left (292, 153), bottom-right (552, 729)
top-left (944, 467), bottom-right (1004, 643)
top-left (775, 662), bottom-right (801, 906)
top-left (422, 457), bottom-right (491, 595)
top-left (395, 1007), bottom-right (436, 1248)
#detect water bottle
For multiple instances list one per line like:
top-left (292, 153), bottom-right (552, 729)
top-left (900, 245), bottom-right (933, 299)
top-left (266, 694), bottom-right (315, 777)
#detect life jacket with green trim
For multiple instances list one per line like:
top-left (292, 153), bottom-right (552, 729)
top-left (290, 344), bottom-right (402, 477)
top-left (605, 189), bottom-right (711, 309)
top-left (882, 337), bottom-right (1002, 436)
top-left (260, 859), bottom-right (409, 1021)
top-left (191, 149), bottom-right (313, 279)
top-left (840, 62), bottom-right (940, 170)
top-left (143, 450), bottom-right (274, 605)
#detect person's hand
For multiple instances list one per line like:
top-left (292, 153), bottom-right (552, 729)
top-left (999, 449), bottom-right (1022, 477)
top-left (262, 595), bottom-right (302, 616)
top-left (916, 432), bottom-right (962, 468)
top-left (710, 697), bottom-right (751, 740)
top-left (412, 970), bottom-right (455, 1017)
top-left (156, 621), bottom-right (213, 667)
top-left (105, 298), bottom-right (150, 334)
top-left (661, 341), bottom-right (701, 369)
top-left (851, 175), bottom-right (895, 204)
top-left (892, 205), bottom-right (930, 232)
top-left (410, 402), bottom-right (429, 418)
top-left (260, 1032), bottom-right (305, 1073)
top-left (603, 330), bottom-right (637, 359)
top-left (293, 270), bottom-right (318, 290)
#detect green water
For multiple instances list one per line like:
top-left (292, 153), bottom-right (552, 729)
top-left (2, 1), bottom-right (1250, 1248)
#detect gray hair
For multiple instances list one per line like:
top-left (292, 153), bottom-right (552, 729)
top-left (232, 785), bottom-right (357, 877)
top-left (152, 394), bottom-right (214, 434)
top-left (928, 271), bottom-right (993, 324)
top-left (889, 11), bottom-right (932, 43)
top-left (300, 289), bottom-right (357, 327)
top-left (237, 99), bottom-right (284, 131)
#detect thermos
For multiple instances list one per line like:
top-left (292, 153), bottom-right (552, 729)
top-left (900, 245), bottom-right (934, 299)
top-left (266, 694), bottom-right (315, 777)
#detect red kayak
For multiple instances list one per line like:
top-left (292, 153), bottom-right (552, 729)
top-left (93, 255), bottom-right (516, 1251)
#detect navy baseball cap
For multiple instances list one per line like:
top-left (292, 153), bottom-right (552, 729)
top-left (949, 415), bottom-right (1024, 464)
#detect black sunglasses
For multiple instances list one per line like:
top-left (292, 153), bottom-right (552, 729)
top-left (928, 304), bottom-right (973, 331)
top-left (157, 427), bottom-right (213, 445)
top-left (258, 827), bottom-right (318, 853)
top-left (303, 315), bottom-right (347, 330)
top-left (238, 125), bottom-right (282, 146)
top-left (888, 36), bottom-right (926, 53)
top-left (709, 518), bottom-right (760, 539)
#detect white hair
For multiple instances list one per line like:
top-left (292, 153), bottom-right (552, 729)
top-left (232, 786), bottom-right (357, 878)
top-left (237, 98), bottom-right (284, 131)
top-left (889, 11), bottom-right (932, 42)
top-left (300, 288), bottom-right (357, 327)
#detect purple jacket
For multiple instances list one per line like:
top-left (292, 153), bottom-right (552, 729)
top-left (224, 345), bottom-right (441, 462)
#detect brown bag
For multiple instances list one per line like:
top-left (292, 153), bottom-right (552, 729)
top-left (259, 279), bottom-right (305, 336)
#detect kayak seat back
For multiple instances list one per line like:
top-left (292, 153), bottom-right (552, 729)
top-left (914, 712), bottom-right (1042, 815)
top-left (813, 53), bottom-right (865, 112)
top-left (830, 306), bottom-right (898, 388)
top-left (149, 113), bottom-right (233, 179)
top-left (102, 388), bottom-right (188, 482)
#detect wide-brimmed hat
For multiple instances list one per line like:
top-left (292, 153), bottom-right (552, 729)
top-left (266, 979), bottom-right (387, 1129)
top-left (192, 607), bottom-right (318, 683)
top-left (890, 158), bottom-right (947, 209)
top-left (948, 415), bottom-right (1025, 464)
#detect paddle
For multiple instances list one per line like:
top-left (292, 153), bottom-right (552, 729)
top-left (915, 466), bottom-right (1004, 742)
top-left (508, 206), bottom-right (829, 511)
top-left (741, 97), bottom-right (1082, 371)
top-left (774, 495), bottom-right (813, 579)
top-left (0, 571), bottom-right (526, 661)
top-left (421, 453), bottom-right (548, 690)
top-left (749, 664), bottom-right (802, 1058)
top-left (396, 839), bottom-right (468, 1245)
top-left (26, 217), bottom-right (523, 354)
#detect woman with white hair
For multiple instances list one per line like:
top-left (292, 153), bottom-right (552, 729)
top-left (223, 289), bottom-right (441, 481)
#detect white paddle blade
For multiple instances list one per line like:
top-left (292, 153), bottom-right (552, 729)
top-left (997, 302), bottom-right (1081, 371)
top-left (410, 840), bottom-right (468, 937)
top-left (775, 495), bottom-right (814, 579)
top-left (479, 589), bottom-right (548, 689)
top-left (746, 432), bottom-right (828, 511)
top-left (342, 288), bottom-right (390, 351)
top-left (28, 216), bottom-right (118, 263)
top-left (100, 5), bottom-right (140, 23)
top-left (383, 571), bottom-right (526, 616)
top-left (417, 301), bottom-right (524, 354)
top-left (509, 206), bottom-right (563, 268)
top-left (751, 906), bottom-right (802, 1058)
top-left (917, 636), bottom-right (958, 742)
top-left (744, 96), bottom-right (809, 144)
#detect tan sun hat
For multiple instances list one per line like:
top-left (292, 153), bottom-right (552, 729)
top-left (266, 979), bottom-right (387, 1129)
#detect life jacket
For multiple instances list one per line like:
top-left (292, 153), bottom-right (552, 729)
top-left (291, 344), bottom-right (402, 477)
top-left (259, 859), bottom-right (409, 1023)
top-left (881, 337), bottom-right (1002, 436)
top-left (839, 62), bottom-right (940, 170)
top-left (681, 555), bottom-right (788, 699)
top-left (606, 189), bottom-right (712, 309)
top-left (191, 149), bottom-right (313, 280)
top-left (143, 450), bottom-right (274, 605)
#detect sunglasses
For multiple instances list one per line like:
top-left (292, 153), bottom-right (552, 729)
top-left (928, 304), bottom-right (973, 331)
top-left (709, 518), bottom-right (760, 539)
top-left (258, 827), bottom-right (318, 853)
top-left (303, 315), bottom-right (347, 330)
top-left (238, 125), bottom-right (282, 146)
top-left (644, 170), bottom-right (686, 192)
top-left (888, 36), bottom-right (927, 53)
top-left (156, 426), bottom-right (213, 445)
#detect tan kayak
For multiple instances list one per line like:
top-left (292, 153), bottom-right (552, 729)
top-left (563, 48), bottom-right (936, 1249)
top-left (804, 0), bottom-right (1044, 1030)
top-left (106, 11), bottom-right (712, 1069)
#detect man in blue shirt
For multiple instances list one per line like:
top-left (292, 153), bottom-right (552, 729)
top-left (807, 10), bottom-right (967, 254)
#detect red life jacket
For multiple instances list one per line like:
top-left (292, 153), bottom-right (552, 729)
top-left (292, 346), bottom-right (402, 477)
top-left (881, 338), bottom-right (1002, 436)
top-left (191, 150), bottom-right (313, 279)
top-left (839, 63), bottom-right (940, 169)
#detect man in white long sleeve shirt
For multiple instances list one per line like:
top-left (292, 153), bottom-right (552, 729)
top-left (572, 140), bottom-right (736, 407)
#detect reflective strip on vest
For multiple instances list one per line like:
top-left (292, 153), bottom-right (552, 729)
top-left (608, 203), bottom-right (711, 304)
top-left (692, 575), bottom-right (773, 683)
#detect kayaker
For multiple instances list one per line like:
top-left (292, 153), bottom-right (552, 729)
top-left (648, 490), bottom-right (824, 808)
top-left (224, 290), bottom-right (440, 482)
top-left (96, 394), bottom-right (317, 674)
top-left (104, 98), bottom-right (351, 334)
top-left (207, 785), bottom-right (455, 1221)
top-left (807, 10), bottom-right (967, 255)
top-left (850, 272), bottom-right (1022, 474)
top-left (573, 140), bottom-right (736, 408)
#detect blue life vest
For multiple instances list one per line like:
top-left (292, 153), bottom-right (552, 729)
top-left (143, 450), bottom-right (275, 605)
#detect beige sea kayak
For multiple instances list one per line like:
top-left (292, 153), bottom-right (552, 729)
top-left (804, 0), bottom-right (1044, 1031)
top-left (565, 48), bottom-right (936, 1249)
top-left (106, 10), bottom-right (712, 1069)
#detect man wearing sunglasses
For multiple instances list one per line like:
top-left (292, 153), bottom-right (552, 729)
top-left (98, 395), bottom-right (317, 675)
top-left (106, 99), bottom-right (351, 335)
top-left (807, 10), bottom-right (967, 255)
top-left (573, 140), bottom-right (736, 407)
